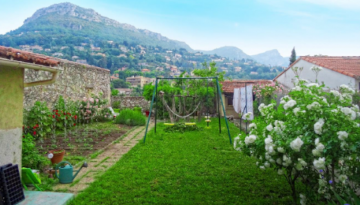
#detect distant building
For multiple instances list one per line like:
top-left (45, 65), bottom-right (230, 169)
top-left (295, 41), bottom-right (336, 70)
top-left (235, 67), bottom-right (242, 72)
top-left (195, 53), bottom-right (202, 56)
top-left (45, 48), bottom-right (51, 52)
top-left (60, 46), bottom-right (69, 50)
top-left (118, 54), bottom-right (127, 58)
top-left (250, 72), bottom-right (258, 75)
top-left (72, 56), bottom-right (79, 59)
top-left (165, 56), bottom-right (171, 61)
top-left (126, 76), bottom-right (156, 88)
top-left (76, 60), bottom-right (88, 64)
top-left (166, 50), bottom-right (173, 53)
top-left (141, 69), bottom-right (150, 72)
top-left (74, 46), bottom-right (84, 51)
top-left (156, 67), bottom-right (164, 71)
top-left (52, 52), bottom-right (64, 57)
top-left (174, 54), bottom-right (182, 58)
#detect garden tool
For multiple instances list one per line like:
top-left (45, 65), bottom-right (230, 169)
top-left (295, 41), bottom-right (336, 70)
top-left (55, 161), bottom-right (88, 184)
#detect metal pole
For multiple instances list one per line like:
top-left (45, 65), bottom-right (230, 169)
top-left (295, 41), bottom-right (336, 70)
top-left (216, 78), bottom-right (232, 144)
top-left (143, 79), bottom-right (158, 143)
top-left (206, 78), bottom-right (209, 117)
top-left (154, 78), bottom-right (158, 133)
top-left (245, 82), bottom-right (248, 134)
top-left (216, 79), bottom-right (221, 134)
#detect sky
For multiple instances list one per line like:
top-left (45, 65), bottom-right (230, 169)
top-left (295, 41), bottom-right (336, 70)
top-left (0, 0), bottom-right (359, 56)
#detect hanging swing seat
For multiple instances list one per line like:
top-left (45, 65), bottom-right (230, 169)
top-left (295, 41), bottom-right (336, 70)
top-left (164, 123), bottom-right (175, 126)
top-left (185, 122), bottom-right (196, 126)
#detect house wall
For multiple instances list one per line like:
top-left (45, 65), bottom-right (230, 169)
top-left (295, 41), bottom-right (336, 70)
top-left (276, 60), bottom-right (356, 90)
top-left (24, 62), bottom-right (111, 109)
top-left (0, 66), bottom-right (24, 167)
top-left (219, 94), bottom-right (239, 118)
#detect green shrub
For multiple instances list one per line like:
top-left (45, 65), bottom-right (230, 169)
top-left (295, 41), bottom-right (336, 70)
top-left (115, 109), bottom-right (146, 126)
top-left (22, 133), bottom-right (50, 170)
top-left (112, 101), bottom-right (121, 109)
top-left (133, 106), bottom-right (142, 113)
top-left (164, 123), bottom-right (202, 133)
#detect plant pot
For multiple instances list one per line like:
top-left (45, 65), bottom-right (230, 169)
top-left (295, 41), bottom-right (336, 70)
top-left (49, 149), bottom-right (65, 164)
top-left (145, 110), bottom-right (150, 117)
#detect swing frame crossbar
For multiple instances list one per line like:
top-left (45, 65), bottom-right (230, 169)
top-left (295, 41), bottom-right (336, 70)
top-left (143, 77), bottom-right (232, 144)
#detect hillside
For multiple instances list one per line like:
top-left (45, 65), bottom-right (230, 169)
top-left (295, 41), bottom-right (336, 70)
top-left (201, 47), bottom-right (289, 66)
top-left (200, 46), bottom-right (250, 60)
top-left (251, 49), bottom-right (289, 67)
top-left (0, 2), bottom-right (283, 81)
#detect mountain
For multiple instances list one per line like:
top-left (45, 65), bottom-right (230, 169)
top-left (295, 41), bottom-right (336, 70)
top-left (200, 46), bottom-right (251, 60)
top-left (201, 46), bottom-right (288, 66)
top-left (251, 49), bottom-right (289, 67)
top-left (9, 2), bottom-right (192, 51)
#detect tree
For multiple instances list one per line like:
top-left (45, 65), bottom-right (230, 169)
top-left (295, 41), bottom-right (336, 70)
top-left (112, 79), bottom-right (129, 88)
top-left (289, 47), bottom-right (296, 65)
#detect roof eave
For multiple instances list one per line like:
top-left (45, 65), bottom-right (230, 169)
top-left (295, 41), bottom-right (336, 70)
top-left (0, 58), bottom-right (61, 87)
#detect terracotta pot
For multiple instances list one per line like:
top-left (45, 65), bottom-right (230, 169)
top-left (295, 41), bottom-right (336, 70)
top-left (145, 110), bottom-right (150, 117)
top-left (49, 149), bottom-right (65, 164)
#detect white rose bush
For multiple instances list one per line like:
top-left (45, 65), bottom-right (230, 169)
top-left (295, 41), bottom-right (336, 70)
top-left (234, 79), bottom-right (360, 204)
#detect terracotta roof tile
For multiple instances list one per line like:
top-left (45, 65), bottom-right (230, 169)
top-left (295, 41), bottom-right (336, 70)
top-left (0, 46), bottom-right (60, 66)
top-left (274, 56), bottom-right (360, 80)
top-left (221, 80), bottom-right (271, 93)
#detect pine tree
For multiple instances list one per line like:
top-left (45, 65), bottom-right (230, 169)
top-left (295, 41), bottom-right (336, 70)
top-left (289, 47), bottom-right (296, 65)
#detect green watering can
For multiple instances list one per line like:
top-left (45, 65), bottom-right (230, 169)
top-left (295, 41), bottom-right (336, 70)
top-left (55, 161), bottom-right (88, 184)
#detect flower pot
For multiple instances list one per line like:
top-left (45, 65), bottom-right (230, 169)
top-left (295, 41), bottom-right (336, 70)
top-left (49, 149), bottom-right (65, 164)
top-left (145, 110), bottom-right (150, 117)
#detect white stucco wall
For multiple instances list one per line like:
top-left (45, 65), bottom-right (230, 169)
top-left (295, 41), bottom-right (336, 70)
top-left (276, 60), bottom-right (357, 90)
top-left (0, 128), bottom-right (22, 166)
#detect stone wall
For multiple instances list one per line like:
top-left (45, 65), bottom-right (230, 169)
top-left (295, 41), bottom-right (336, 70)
top-left (111, 96), bottom-right (150, 111)
top-left (24, 61), bottom-right (111, 109)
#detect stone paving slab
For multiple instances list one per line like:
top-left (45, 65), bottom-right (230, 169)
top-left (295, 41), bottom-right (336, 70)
top-left (53, 124), bottom-right (152, 195)
top-left (19, 191), bottom-right (74, 205)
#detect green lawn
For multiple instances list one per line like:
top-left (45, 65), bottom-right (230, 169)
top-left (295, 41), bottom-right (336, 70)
top-left (69, 119), bottom-right (294, 204)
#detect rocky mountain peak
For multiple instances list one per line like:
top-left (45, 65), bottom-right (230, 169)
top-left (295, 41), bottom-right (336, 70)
top-left (24, 2), bottom-right (136, 30)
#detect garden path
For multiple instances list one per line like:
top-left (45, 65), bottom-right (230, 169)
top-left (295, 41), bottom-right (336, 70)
top-left (53, 123), bottom-right (154, 195)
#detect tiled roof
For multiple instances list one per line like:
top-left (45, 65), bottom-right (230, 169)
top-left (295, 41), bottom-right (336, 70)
top-left (0, 46), bottom-right (110, 72)
top-left (274, 56), bottom-right (360, 80)
top-left (221, 80), bottom-right (271, 93)
top-left (0, 46), bottom-right (59, 66)
top-left (141, 69), bottom-right (150, 72)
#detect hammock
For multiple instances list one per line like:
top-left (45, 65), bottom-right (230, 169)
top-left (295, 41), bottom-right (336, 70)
top-left (163, 100), bottom-right (201, 119)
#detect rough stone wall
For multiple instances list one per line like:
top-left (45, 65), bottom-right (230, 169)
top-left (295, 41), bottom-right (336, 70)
top-left (24, 62), bottom-right (110, 109)
top-left (111, 96), bottom-right (150, 111)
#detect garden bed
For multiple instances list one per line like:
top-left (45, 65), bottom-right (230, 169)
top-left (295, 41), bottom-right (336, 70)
top-left (36, 122), bottom-right (131, 157)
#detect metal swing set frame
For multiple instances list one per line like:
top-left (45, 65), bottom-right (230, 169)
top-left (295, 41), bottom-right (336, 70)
top-left (143, 77), bottom-right (232, 144)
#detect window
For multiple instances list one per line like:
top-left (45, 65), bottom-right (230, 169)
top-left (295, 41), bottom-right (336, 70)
top-left (227, 96), bottom-right (233, 106)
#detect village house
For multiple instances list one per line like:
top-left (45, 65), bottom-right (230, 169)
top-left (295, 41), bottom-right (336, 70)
top-left (76, 59), bottom-right (87, 64)
top-left (126, 76), bottom-right (156, 88)
top-left (274, 56), bottom-right (360, 90)
top-left (156, 66), bottom-right (164, 72)
top-left (235, 67), bottom-right (242, 72)
top-left (60, 46), bottom-right (69, 50)
top-left (166, 50), bottom-right (173, 53)
top-left (45, 48), bottom-right (51, 52)
top-left (250, 72), bottom-right (258, 75)
top-left (174, 53), bottom-right (182, 58)
top-left (141, 68), bottom-right (150, 73)
top-left (72, 56), bottom-right (79, 60)
top-left (118, 54), bottom-right (127, 58)
top-left (165, 56), bottom-right (171, 61)
top-left (52, 52), bottom-right (64, 57)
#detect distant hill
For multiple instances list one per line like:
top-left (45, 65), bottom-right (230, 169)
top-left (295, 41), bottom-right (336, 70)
top-left (7, 2), bottom-right (192, 51)
top-left (201, 47), bottom-right (289, 66)
top-left (251, 49), bottom-right (289, 67)
top-left (200, 46), bottom-right (251, 60)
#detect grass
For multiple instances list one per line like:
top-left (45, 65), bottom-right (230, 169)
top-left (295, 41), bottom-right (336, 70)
top-left (69, 119), bottom-right (294, 204)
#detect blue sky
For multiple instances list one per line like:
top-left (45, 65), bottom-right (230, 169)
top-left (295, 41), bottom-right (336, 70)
top-left (0, 0), bottom-right (359, 56)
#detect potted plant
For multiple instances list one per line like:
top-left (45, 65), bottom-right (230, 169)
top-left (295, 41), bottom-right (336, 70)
top-left (48, 149), bottom-right (65, 164)
top-left (144, 104), bottom-right (150, 117)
